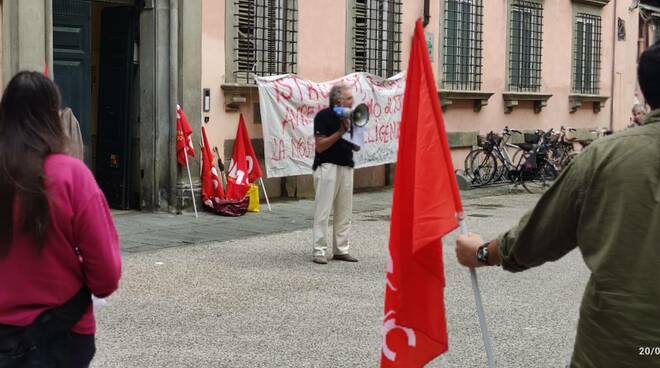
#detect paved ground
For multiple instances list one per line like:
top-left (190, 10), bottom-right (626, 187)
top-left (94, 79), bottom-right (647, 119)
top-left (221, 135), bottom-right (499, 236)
top-left (112, 184), bottom-right (525, 253)
top-left (97, 185), bottom-right (589, 367)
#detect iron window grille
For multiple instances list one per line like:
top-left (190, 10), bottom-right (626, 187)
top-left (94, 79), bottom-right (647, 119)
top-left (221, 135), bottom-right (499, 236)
top-left (352, 0), bottom-right (402, 78)
top-left (232, 0), bottom-right (298, 84)
top-left (573, 13), bottom-right (602, 95)
top-left (443, 0), bottom-right (483, 91)
top-left (508, 1), bottom-right (543, 92)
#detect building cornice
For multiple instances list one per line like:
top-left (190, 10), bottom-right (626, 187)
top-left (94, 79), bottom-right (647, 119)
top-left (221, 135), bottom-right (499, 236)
top-left (571, 0), bottom-right (611, 7)
top-left (569, 94), bottom-right (609, 113)
top-left (438, 90), bottom-right (494, 112)
top-left (502, 92), bottom-right (553, 113)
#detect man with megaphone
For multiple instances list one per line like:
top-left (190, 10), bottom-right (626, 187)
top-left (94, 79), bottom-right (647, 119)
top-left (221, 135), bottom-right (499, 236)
top-left (311, 84), bottom-right (362, 265)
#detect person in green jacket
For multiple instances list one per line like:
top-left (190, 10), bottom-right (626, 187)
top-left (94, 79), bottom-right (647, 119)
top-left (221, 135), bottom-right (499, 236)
top-left (455, 41), bottom-right (660, 368)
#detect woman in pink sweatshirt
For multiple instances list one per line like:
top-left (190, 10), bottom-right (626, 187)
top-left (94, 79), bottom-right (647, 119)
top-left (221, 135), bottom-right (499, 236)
top-left (0, 71), bottom-right (121, 368)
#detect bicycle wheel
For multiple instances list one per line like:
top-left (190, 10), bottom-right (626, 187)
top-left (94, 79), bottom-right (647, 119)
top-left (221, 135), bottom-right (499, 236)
top-left (463, 149), bottom-right (480, 183)
top-left (510, 146), bottom-right (524, 167)
top-left (468, 149), bottom-right (497, 186)
top-left (519, 156), bottom-right (556, 193)
top-left (494, 165), bottom-right (507, 183)
top-left (553, 145), bottom-right (574, 173)
top-left (502, 145), bottom-right (524, 183)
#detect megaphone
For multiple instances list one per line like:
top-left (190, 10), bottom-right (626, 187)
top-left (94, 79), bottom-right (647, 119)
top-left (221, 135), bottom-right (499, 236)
top-left (333, 103), bottom-right (370, 128)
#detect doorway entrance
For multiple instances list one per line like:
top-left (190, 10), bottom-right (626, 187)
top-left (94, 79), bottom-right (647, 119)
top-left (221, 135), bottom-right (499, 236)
top-left (52, 0), bottom-right (139, 209)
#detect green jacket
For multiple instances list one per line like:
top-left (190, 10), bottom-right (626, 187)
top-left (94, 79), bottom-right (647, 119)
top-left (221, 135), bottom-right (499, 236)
top-left (497, 108), bottom-right (660, 368)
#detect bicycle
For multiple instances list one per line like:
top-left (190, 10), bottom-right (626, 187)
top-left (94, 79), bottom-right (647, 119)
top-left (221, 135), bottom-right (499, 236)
top-left (509, 129), bottom-right (559, 193)
top-left (561, 127), bottom-right (613, 168)
top-left (464, 127), bottom-right (524, 187)
top-left (548, 126), bottom-right (577, 173)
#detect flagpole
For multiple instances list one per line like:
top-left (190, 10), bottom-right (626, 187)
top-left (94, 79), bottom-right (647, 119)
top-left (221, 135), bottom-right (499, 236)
top-left (184, 152), bottom-right (198, 218)
top-left (213, 147), bottom-right (228, 189)
top-left (259, 178), bottom-right (272, 212)
top-left (459, 219), bottom-right (495, 368)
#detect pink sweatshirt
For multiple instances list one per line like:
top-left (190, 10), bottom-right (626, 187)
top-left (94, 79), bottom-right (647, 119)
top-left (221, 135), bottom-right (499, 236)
top-left (0, 154), bottom-right (121, 334)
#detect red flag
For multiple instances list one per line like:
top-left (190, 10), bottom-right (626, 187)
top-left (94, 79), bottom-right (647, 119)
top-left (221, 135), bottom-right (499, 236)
top-left (176, 105), bottom-right (195, 166)
top-left (381, 19), bottom-right (463, 368)
top-left (201, 125), bottom-right (225, 208)
top-left (225, 114), bottom-right (261, 199)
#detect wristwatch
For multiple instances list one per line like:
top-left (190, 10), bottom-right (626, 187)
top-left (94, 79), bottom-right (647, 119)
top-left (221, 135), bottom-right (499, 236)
top-left (476, 242), bottom-right (490, 265)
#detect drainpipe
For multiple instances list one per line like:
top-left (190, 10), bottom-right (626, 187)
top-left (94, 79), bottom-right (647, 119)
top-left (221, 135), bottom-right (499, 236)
top-left (45, 0), bottom-right (53, 77)
top-left (169, 0), bottom-right (179, 212)
top-left (423, 0), bottom-right (430, 27)
top-left (609, 0), bottom-right (617, 131)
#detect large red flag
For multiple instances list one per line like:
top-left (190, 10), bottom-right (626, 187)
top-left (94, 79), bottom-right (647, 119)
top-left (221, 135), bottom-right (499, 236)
top-left (225, 114), bottom-right (261, 199)
top-left (381, 19), bottom-right (463, 368)
top-left (201, 125), bottom-right (225, 209)
top-left (176, 105), bottom-right (195, 166)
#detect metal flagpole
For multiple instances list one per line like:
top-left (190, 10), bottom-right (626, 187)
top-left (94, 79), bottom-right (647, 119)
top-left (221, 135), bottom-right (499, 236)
top-left (184, 152), bottom-right (198, 218)
top-left (459, 219), bottom-right (495, 367)
top-left (259, 178), bottom-right (272, 212)
top-left (249, 74), bottom-right (271, 212)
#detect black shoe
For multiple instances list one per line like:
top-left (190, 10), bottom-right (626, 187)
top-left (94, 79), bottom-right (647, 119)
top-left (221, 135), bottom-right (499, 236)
top-left (333, 254), bottom-right (358, 262)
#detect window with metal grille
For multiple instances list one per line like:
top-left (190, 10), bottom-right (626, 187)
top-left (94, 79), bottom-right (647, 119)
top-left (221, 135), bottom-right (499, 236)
top-left (508, 1), bottom-right (543, 92)
top-left (443, 0), bottom-right (483, 91)
top-left (232, 0), bottom-right (298, 84)
top-left (352, 0), bottom-right (402, 78)
top-left (573, 13), bottom-right (602, 95)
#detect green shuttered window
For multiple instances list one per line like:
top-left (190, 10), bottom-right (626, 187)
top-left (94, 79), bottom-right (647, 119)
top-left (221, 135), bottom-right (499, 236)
top-left (232, 0), bottom-right (298, 84)
top-left (443, 0), bottom-right (483, 91)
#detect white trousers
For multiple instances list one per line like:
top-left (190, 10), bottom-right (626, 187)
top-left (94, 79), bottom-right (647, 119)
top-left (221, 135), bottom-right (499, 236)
top-left (312, 163), bottom-right (354, 257)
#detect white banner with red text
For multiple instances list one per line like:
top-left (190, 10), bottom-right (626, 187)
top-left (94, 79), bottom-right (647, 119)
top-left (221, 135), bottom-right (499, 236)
top-left (255, 72), bottom-right (405, 178)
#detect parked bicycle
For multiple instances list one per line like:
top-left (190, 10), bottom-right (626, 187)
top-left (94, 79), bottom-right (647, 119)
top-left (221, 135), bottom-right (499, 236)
top-left (560, 127), bottom-right (613, 168)
top-left (509, 129), bottom-right (560, 193)
top-left (465, 128), bottom-right (563, 193)
top-left (547, 126), bottom-right (577, 172)
top-left (464, 127), bottom-right (523, 187)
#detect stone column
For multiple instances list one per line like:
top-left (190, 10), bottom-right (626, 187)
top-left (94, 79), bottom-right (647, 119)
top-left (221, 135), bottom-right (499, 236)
top-left (2, 0), bottom-right (52, 84)
top-left (139, 0), bottom-right (174, 211)
top-left (175, 0), bottom-right (202, 213)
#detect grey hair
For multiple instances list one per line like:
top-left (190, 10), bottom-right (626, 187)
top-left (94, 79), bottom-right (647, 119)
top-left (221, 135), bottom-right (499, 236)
top-left (632, 103), bottom-right (646, 113)
top-left (329, 84), bottom-right (349, 107)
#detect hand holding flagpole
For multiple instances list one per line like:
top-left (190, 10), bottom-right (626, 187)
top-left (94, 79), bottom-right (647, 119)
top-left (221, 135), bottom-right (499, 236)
top-left (459, 219), bottom-right (495, 368)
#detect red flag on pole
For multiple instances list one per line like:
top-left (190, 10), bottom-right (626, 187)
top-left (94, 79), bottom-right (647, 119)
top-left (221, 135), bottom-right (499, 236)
top-left (381, 19), bottom-right (463, 368)
top-left (176, 105), bottom-right (195, 166)
top-left (201, 125), bottom-right (225, 208)
top-left (225, 114), bottom-right (261, 199)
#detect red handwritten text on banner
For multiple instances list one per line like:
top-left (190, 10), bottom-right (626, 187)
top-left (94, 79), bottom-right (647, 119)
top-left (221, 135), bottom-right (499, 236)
top-left (256, 72), bottom-right (405, 178)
